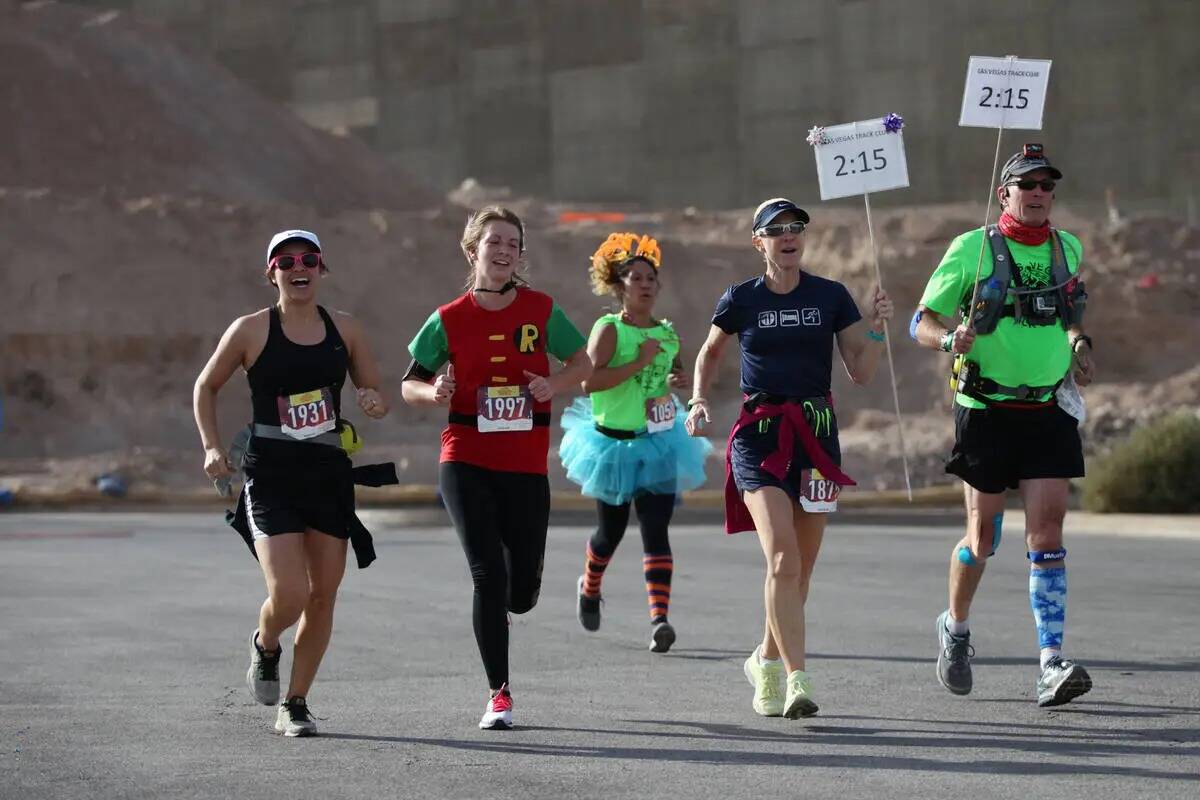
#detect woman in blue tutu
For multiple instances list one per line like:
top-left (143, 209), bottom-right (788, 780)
top-left (560, 232), bottom-right (711, 653)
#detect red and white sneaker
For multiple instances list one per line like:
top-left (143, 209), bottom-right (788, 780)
top-left (479, 683), bottom-right (513, 730)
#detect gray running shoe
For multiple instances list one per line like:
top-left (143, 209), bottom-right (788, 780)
top-left (935, 610), bottom-right (974, 695)
top-left (576, 575), bottom-right (601, 632)
top-left (247, 630), bottom-right (281, 705)
top-left (1037, 656), bottom-right (1092, 707)
top-left (649, 617), bottom-right (676, 653)
top-left (275, 696), bottom-right (317, 737)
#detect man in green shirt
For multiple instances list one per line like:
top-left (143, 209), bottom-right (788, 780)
top-left (912, 143), bottom-right (1096, 707)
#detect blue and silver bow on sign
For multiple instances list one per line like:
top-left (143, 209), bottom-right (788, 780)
top-left (883, 113), bottom-right (904, 133)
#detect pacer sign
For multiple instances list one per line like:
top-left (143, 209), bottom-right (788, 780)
top-left (959, 55), bottom-right (1051, 130)
top-left (812, 116), bottom-right (909, 201)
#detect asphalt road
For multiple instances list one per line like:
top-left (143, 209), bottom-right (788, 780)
top-left (2, 510), bottom-right (1197, 799)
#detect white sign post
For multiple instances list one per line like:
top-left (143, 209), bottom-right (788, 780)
top-left (810, 114), bottom-right (912, 500)
top-left (957, 55), bottom-right (1052, 337)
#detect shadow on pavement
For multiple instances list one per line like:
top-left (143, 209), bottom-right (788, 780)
top-left (669, 648), bottom-right (1200, 674)
top-left (321, 722), bottom-right (1200, 781)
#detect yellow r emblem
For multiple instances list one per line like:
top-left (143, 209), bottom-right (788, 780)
top-left (516, 323), bottom-right (539, 353)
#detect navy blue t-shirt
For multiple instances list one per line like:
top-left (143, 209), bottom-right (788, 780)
top-left (712, 273), bottom-right (862, 397)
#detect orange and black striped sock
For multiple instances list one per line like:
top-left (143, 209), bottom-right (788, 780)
top-left (643, 553), bottom-right (674, 621)
top-left (582, 543), bottom-right (610, 598)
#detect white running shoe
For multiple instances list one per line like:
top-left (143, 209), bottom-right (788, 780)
top-left (479, 683), bottom-right (513, 730)
top-left (246, 630), bottom-right (281, 705)
top-left (275, 696), bottom-right (317, 737)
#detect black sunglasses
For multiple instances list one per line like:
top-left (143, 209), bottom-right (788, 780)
top-left (1006, 178), bottom-right (1056, 192)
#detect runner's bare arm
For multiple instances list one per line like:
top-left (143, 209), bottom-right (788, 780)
top-left (915, 306), bottom-right (975, 354)
top-left (836, 319), bottom-right (882, 384)
top-left (335, 312), bottom-right (389, 419)
top-left (686, 325), bottom-right (730, 434)
top-left (580, 323), bottom-right (658, 393)
top-left (667, 352), bottom-right (691, 391)
top-left (401, 363), bottom-right (454, 407)
top-left (193, 316), bottom-right (254, 477)
top-left (836, 286), bottom-right (891, 384)
top-left (1067, 324), bottom-right (1095, 386)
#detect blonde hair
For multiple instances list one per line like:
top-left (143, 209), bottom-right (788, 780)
top-left (588, 232), bottom-right (662, 297)
top-left (460, 206), bottom-right (527, 289)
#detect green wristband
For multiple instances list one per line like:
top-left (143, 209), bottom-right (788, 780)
top-left (866, 329), bottom-right (885, 342)
top-left (940, 331), bottom-right (955, 352)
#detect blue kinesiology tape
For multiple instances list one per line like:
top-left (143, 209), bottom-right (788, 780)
top-left (1028, 548), bottom-right (1067, 563)
top-left (908, 308), bottom-right (923, 341)
top-left (958, 512), bottom-right (1003, 566)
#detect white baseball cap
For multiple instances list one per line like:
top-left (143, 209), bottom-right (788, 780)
top-left (266, 229), bottom-right (321, 262)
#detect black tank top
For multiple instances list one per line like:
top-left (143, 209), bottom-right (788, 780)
top-left (245, 305), bottom-right (348, 466)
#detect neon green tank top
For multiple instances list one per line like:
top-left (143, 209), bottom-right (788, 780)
top-left (589, 313), bottom-right (680, 431)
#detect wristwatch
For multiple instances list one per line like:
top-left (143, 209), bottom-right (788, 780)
top-left (1069, 334), bottom-right (1094, 353)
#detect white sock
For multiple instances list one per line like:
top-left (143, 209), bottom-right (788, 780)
top-left (757, 647), bottom-right (782, 666)
top-left (946, 612), bottom-right (970, 636)
top-left (1040, 647), bottom-right (1062, 669)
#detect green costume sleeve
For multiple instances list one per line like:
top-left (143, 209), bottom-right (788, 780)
top-left (407, 309), bottom-right (449, 373)
top-left (546, 303), bottom-right (587, 361)
top-left (920, 231), bottom-right (979, 318)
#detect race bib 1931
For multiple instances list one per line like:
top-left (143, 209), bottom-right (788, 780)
top-left (277, 387), bottom-right (336, 440)
top-left (645, 395), bottom-right (677, 434)
top-left (799, 468), bottom-right (840, 513)
top-left (477, 385), bottom-right (533, 432)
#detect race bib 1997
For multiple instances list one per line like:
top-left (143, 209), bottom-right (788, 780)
top-left (477, 385), bottom-right (534, 432)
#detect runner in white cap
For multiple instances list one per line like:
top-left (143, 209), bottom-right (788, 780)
top-left (194, 229), bottom-right (392, 736)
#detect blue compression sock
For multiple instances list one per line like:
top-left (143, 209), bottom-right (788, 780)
top-left (1029, 566), bottom-right (1067, 652)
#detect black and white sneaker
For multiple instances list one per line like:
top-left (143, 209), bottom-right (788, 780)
top-left (576, 575), bottom-right (601, 632)
top-left (935, 610), bottom-right (974, 695)
top-left (1037, 656), bottom-right (1092, 707)
top-left (247, 630), bottom-right (281, 705)
top-left (275, 696), bottom-right (318, 737)
top-left (649, 617), bottom-right (676, 653)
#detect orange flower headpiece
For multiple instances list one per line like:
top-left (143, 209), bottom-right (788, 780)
top-left (589, 232), bottom-right (662, 296)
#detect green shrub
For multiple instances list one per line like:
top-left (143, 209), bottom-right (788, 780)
top-left (1082, 411), bottom-right (1200, 513)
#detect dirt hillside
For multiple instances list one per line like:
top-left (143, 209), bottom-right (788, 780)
top-left (3, 2), bottom-right (1197, 496)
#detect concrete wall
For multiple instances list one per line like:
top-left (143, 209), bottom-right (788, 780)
top-left (82, 0), bottom-right (1199, 211)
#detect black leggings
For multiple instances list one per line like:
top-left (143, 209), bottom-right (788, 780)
top-left (439, 461), bottom-right (550, 690)
top-left (589, 492), bottom-right (675, 560)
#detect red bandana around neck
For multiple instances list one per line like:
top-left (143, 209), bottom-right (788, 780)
top-left (998, 211), bottom-right (1050, 246)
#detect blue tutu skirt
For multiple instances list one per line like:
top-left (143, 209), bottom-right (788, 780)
top-left (558, 396), bottom-right (712, 506)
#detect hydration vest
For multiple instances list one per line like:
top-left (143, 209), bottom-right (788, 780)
top-left (966, 225), bottom-right (1086, 335)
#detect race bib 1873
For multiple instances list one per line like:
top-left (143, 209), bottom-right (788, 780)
top-left (799, 468), bottom-right (840, 513)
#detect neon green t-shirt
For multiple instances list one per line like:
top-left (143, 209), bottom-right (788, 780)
top-left (589, 313), bottom-right (680, 431)
top-left (920, 227), bottom-right (1082, 409)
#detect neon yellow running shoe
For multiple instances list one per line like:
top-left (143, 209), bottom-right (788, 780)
top-left (784, 669), bottom-right (819, 719)
top-left (743, 646), bottom-right (784, 717)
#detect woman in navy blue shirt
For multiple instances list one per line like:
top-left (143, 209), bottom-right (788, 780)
top-left (685, 198), bottom-right (893, 720)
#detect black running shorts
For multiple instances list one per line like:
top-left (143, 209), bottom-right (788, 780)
top-left (241, 469), bottom-right (349, 540)
top-left (945, 403), bottom-right (1085, 494)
